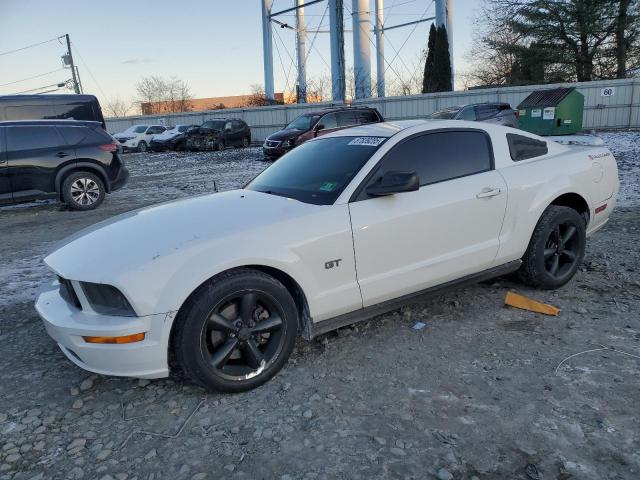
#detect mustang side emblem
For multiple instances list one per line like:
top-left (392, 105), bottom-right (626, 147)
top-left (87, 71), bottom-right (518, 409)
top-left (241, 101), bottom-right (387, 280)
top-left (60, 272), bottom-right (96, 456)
top-left (325, 259), bottom-right (342, 269)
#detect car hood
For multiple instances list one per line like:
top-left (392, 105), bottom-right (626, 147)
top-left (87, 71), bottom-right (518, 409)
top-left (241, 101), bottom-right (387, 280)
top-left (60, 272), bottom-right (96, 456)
top-left (267, 129), bottom-right (305, 142)
top-left (45, 189), bottom-right (317, 284)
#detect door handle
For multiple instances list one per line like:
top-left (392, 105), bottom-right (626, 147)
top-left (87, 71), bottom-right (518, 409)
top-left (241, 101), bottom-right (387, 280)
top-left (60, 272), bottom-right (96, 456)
top-left (56, 152), bottom-right (69, 158)
top-left (476, 188), bottom-right (502, 199)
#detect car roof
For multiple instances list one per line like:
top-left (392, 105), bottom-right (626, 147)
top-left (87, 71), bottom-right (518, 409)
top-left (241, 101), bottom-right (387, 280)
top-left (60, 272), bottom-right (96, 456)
top-left (0, 94), bottom-right (99, 103)
top-left (0, 119), bottom-right (102, 128)
top-left (320, 119), bottom-right (427, 138)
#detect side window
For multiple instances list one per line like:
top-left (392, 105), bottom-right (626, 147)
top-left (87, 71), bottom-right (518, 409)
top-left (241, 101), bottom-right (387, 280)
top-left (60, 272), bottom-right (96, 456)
top-left (6, 126), bottom-right (64, 152)
top-left (337, 111), bottom-right (358, 127)
top-left (319, 113), bottom-right (338, 129)
top-left (506, 133), bottom-right (548, 161)
top-left (458, 107), bottom-right (477, 121)
top-left (232, 120), bottom-right (243, 129)
top-left (367, 130), bottom-right (492, 191)
top-left (57, 126), bottom-right (88, 145)
top-left (146, 126), bottom-right (162, 134)
top-left (475, 105), bottom-right (498, 120)
top-left (357, 110), bottom-right (379, 124)
top-left (224, 121), bottom-right (232, 131)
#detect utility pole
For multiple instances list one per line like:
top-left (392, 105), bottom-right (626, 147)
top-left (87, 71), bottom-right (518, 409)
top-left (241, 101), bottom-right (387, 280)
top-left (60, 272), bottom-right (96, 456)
top-left (64, 34), bottom-right (81, 94)
top-left (374, 0), bottom-right (384, 97)
top-left (261, 0), bottom-right (275, 103)
top-left (329, 0), bottom-right (346, 103)
top-left (435, 0), bottom-right (454, 88)
top-left (295, 0), bottom-right (307, 103)
top-left (352, 0), bottom-right (371, 100)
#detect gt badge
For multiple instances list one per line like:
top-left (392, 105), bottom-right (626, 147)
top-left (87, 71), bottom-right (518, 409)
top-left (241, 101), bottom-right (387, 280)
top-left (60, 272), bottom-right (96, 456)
top-left (325, 259), bottom-right (342, 269)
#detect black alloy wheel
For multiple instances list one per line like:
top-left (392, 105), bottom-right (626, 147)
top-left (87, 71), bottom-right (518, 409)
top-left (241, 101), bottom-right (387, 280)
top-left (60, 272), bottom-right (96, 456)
top-left (543, 222), bottom-right (580, 279)
top-left (519, 205), bottom-right (586, 289)
top-left (174, 269), bottom-right (298, 392)
top-left (202, 290), bottom-right (285, 380)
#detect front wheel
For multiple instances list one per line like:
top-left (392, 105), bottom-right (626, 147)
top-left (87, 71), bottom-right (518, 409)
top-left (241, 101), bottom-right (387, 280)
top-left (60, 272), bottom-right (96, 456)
top-left (216, 139), bottom-right (225, 152)
top-left (518, 205), bottom-right (586, 289)
top-left (137, 141), bottom-right (147, 153)
top-left (242, 137), bottom-right (250, 148)
top-left (173, 269), bottom-right (298, 392)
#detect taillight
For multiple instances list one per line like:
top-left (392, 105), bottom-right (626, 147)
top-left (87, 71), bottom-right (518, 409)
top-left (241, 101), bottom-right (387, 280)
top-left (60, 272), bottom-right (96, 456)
top-left (515, 110), bottom-right (520, 119)
top-left (99, 143), bottom-right (118, 152)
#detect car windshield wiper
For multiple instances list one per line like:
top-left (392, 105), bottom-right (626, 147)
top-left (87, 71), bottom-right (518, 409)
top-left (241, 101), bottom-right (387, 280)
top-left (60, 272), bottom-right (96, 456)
top-left (259, 189), bottom-right (291, 199)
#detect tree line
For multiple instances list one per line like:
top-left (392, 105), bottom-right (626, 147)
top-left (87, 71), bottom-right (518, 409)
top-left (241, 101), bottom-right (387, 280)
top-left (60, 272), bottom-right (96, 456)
top-left (463, 0), bottom-right (639, 87)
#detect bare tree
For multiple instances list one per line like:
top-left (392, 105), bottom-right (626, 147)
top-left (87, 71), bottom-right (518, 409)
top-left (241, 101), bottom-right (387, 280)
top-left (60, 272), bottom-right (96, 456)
top-left (135, 76), bottom-right (193, 114)
top-left (245, 84), bottom-right (271, 106)
top-left (103, 97), bottom-right (132, 118)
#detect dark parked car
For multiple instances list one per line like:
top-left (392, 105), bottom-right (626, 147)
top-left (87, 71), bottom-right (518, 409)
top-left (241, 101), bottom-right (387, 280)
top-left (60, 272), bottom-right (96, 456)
top-left (186, 119), bottom-right (251, 151)
top-left (0, 94), bottom-right (106, 128)
top-left (149, 124), bottom-right (197, 151)
top-left (263, 106), bottom-right (383, 159)
top-left (0, 120), bottom-right (128, 210)
top-left (428, 103), bottom-right (519, 128)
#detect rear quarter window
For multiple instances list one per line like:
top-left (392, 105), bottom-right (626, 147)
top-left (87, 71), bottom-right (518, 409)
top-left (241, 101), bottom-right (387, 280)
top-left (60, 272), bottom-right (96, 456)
top-left (506, 133), bottom-right (548, 161)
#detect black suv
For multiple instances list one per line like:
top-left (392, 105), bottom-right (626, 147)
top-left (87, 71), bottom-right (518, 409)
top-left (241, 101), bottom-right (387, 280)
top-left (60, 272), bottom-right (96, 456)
top-left (186, 119), bottom-right (251, 151)
top-left (0, 120), bottom-right (128, 210)
top-left (263, 107), bottom-right (383, 159)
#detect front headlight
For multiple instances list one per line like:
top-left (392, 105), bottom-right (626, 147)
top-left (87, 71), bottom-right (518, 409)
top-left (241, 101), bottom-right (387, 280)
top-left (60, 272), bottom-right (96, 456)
top-left (80, 282), bottom-right (136, 316)
top-left (286, 137), bottom-right (297, 147)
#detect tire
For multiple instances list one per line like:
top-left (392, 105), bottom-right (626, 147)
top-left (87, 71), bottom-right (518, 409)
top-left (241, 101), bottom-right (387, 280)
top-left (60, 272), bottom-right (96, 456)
top-left (137, 141), bottom-right (147, 153)
top-left (518, 205), bottom-right (586, 289)
top-left (173, 268), bottom-right (299, 392)
top-left (242, 136), bottom-right (250, 148)
top-left (216, 139), bottom-right (225, 152)
top-left (61, 171), bottom-right (106, 211)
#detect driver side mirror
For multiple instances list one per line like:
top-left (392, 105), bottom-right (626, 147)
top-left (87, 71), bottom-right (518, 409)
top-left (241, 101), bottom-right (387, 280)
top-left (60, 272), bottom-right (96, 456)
top-left (365, 171), bottom-right (419, 196)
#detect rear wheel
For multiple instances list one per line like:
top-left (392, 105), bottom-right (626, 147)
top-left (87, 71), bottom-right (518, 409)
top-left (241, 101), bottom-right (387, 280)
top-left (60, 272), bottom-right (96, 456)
top-left (518, 206), bottom-right (586, 289)
top-left (62, 171), bottom-right (105, 211)
top-left (242, 136), bottom-right (250, 148)
top-left (174, 269), bottom-right (298, 392)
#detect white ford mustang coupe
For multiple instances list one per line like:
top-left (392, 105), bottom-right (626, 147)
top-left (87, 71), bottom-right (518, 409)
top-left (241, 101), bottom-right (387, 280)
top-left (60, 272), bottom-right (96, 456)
top-left (36, 120), bottom-right (619, 391)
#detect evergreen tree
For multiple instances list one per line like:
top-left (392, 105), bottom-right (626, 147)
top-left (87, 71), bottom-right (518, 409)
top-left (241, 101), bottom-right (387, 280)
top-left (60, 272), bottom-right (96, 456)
top-left (422, 24), bottom-right (453, 93)
top-left (435, 26), bottom-right (453, 91)
top-left (422, 24), bottom-right (437, 93)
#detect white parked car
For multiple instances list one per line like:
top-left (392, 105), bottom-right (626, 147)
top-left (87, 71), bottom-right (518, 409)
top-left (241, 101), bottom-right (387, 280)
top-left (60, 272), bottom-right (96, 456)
top-left (36, 120), bottom-right (619, 391)
top-left (113, 124), bottom-right (166, 152)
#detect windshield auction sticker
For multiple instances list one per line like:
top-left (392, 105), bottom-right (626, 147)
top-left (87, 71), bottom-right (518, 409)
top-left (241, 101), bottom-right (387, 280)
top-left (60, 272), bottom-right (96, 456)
top-left (348, 137), bottom-right (386, 146)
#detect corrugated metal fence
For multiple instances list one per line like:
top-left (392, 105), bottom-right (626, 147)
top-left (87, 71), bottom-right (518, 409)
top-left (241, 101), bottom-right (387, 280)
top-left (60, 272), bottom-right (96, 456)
top-left (106, 78), bottom-right (640, 142)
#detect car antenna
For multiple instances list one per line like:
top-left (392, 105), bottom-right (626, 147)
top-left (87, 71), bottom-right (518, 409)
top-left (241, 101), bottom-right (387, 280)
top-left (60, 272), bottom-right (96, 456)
top-left (214, 180), bottom-right (218, 192)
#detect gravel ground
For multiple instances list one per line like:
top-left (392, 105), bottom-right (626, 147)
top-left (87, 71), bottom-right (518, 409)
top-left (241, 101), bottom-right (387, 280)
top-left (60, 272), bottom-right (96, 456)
top-left (0, 134), bottom-right (639, 480)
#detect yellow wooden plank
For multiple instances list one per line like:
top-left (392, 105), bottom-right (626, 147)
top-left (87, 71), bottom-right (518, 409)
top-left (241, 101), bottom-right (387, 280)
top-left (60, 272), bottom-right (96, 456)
top-left (504, 291), bottom-right (560, 316)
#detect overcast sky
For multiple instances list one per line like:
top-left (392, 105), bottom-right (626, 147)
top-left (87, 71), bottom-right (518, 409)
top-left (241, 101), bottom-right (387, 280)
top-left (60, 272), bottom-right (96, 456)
top-left (0, 0), bottom-right (479, 105)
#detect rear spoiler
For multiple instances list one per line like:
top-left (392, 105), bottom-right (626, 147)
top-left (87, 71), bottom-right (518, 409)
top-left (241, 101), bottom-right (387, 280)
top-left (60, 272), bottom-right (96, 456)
top-left (545, 135), bottom-right (604, 147)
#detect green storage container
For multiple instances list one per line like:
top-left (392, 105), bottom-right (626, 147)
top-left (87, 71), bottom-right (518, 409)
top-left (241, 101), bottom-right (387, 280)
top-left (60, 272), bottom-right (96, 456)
top-left (517, 87), bottom-right (584, 136)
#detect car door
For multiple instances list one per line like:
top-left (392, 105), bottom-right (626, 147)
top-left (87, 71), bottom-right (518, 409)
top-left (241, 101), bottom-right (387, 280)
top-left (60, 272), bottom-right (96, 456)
top-left (5, 125), bottom-right (74, 202)
top-left (232, 121), bottom-right (244, 145)
top-left (0, 127), bottom-right (12, 204)
top-left (348, 129), bottom-right (508, 307)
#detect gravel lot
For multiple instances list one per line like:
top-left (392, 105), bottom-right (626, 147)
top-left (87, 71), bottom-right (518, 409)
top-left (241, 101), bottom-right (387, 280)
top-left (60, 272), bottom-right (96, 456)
top-left (1, 133), bottom-right (639, 480)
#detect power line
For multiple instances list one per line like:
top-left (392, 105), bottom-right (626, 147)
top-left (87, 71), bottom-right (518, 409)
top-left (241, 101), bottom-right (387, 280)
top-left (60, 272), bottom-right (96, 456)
top-left (70, 43), bottom-right (107, 99)
top-left (14, 81), bottom-right (70, 95)
top-left (0, 68), bottom-right (65, 87)
top-left (0, 36), bottom-right (63, 57)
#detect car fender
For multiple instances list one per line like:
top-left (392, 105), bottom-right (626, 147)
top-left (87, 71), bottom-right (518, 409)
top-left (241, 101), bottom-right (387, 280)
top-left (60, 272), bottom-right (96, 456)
top-left (55, 161), bottom-right (111, 194)
top-left (495, 164), bottom-right (593, 263)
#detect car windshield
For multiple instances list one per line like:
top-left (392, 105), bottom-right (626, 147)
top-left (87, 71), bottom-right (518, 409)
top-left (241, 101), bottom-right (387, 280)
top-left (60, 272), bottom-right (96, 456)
top-left (246, 136), bottom-right (386, 205)
top-left (201, 121), bottom-right (225, 130)
top-left (428, 108), bottom-right (460, 119)
top-left (285, 114), bottom-right (320, 131)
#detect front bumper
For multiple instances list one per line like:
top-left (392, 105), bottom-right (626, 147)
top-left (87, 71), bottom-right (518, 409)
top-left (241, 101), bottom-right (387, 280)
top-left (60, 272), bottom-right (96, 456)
top-left (262, 144), bottom-right (289, 158)
top-left (35, 280), bottom-right (171, 379)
